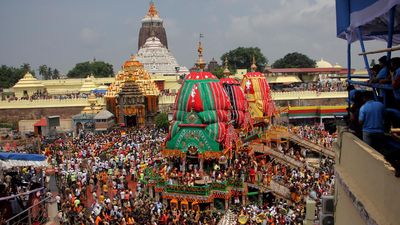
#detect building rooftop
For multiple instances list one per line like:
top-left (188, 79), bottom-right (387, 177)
top-left (13, 72), bottom-right (45, 89)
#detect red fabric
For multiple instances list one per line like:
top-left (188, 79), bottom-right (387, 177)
top-left (244, 79), bottom-right (254, 94)
top-left (34, 117), bottom-right (47, 127)
top-left (220, 77), bottom-right (251, 128)
top-left (244, 72), bottom-right (276, 117)
top-left (186, 84), bottom-right (204, 112)
top-left (217, 122), bottom-right (226, 143)
top-left (185, 71), bottom-right (217, 80)
top-left (220, 77), bottom-right (240, 85)
top-left (208, 82), bottom-right (231, 111)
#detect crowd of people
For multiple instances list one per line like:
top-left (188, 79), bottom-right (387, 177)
top-left (290, 124), bottom-right (337, 149)
top-left (43, 127), bottom-right (229, 224)
top-left (0, 122), bottom-right (338, 224)
top-left (1, 91), bottom-right (104, 102)
top-left (271, 79), bottom-right (347, 93)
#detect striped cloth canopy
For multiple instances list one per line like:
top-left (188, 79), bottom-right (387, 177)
top-left (220, 77), bottom-right (252, 130)
top-left (241, 72), bottom-right (276, 118)
top-left (166, 72), bottom-right (232, 154)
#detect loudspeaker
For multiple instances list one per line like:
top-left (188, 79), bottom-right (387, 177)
top-left (321, 195), bottom-right (334, 214)
top-left (320, 212), bottom-right (334, 225)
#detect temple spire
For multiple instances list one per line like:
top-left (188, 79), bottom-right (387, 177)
top-left (223, 57), bottom-right (230, 77)
top-left (147, 1), bottom-right (158, 17)
top-left (195, 34), bottom-right (206, 71)
top-left (250, 56), bottom-right (257, 72)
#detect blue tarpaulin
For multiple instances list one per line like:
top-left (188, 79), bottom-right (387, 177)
top-left (0, 152), bottom-right (47, 169)
top-left (336, 0), bottom-right (400, 44)
top-left (93, 89), bottom-right (107, 94)
top-left (0, 152), bottom-right (46, 161)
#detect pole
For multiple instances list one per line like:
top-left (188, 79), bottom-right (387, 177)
top-left (347, 43), bottom-right (352, 114)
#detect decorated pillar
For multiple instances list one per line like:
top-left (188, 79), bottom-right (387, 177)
top-left (242, 193), bottom-right (247, 206)
top-left (181, 158), bottom-right (186, 174)
top-left (225, 198), bottom-right (229, 210)
top-left (149, 186), bottom-right (154, 198)
top-left (258, 193), bottom-right (263, 206)
top-left (210, 201), bottom-right (214, 210)
top-left (155, 192), bottom-right (160, 202)
top-left (200, 158), bottom-right (204, 172)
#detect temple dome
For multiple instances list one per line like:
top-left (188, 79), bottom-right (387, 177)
top-left (79, 75), bottom-right (97, 93)
top-left (105, 55), bottom-right (160, 98)
top-left (165, 71), bottom-right (233, 156)
top-left (316, 58), bottom-right (333, 68)
top-left (334, 63), bottom-right (343, 68)
top-left (13, 72), bottom-right (44, 88)
top-left (135, 36), bottom-right (182, 75)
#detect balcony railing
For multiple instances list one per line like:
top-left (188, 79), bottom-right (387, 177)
top-left (5, 196), bottom-right (51, 225)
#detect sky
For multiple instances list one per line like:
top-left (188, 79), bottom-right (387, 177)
top-left (0, 0), bottom-right (397, 75)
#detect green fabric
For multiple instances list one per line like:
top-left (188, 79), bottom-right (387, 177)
top-left (166, 126), bottom-right (221, 153)
top-left (166, 78), bottom-right (224, 153)
top-left (198, 111), bottom-right (218, 123)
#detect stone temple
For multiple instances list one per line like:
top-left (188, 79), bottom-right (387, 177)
top-left (138, 2), bottom-right (168, 50)
top-left (136, 2), bottom-right (188, 76)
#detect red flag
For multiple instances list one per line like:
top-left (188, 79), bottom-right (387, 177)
top-left (187, 84), bottom-right (203, 112)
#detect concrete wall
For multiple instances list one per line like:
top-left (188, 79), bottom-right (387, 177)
top-left (0, 98), bottom-right (105, 109)
top-left (334, 131), bottom-right (400, 225)
top-left (18, 119), bottom-right (73, 133)
top-left (0, 107), bottom-right (84, 125)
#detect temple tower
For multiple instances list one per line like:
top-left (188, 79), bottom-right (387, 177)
top-left (138, 2), bottom-right (168, 50)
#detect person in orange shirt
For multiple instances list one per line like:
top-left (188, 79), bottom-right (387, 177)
top-left (127, 215), bottom-right (135, 225)
top-left (95, 215), bottom-right (102, 225)
top-left (102, 183), bottom-right (108, 196)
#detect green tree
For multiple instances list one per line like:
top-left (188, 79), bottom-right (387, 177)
top-left (21, 63), bottom-right (33, 74)
top-left (39, 65), bottom-right (51, 80)
top-left (0, 64), bottom-right (35, 88)
top-left (67, 61), bottom-right (114, 78)
top-left (212, 66), bottom-right (225, 79)
top-left (272, 52), bottom-right (316, 68)
top-left (220, 47), bottom-right (267, 72)
top-left (52, 69), bottom-right (60, 79)
top-left (154, 112), bottom-right (169, 131)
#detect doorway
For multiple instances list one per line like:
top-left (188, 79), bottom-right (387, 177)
top-left (126, 115), bottom-right (137, 127)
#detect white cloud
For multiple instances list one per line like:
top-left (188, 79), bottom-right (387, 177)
top-left (222, 0), bottom-right (338, 64)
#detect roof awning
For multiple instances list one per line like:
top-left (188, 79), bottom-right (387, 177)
top-left (267, 75), bottom-right (302, 83)
top-left (34, 118), bottom-right (47, 127)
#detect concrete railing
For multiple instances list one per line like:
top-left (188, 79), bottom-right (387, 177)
top-left (334, 131), bottom-right (400, 225)
top-left (158, 91), bottom-right (348, 105)
top-left (252, 144), bottom-right (305, 168)
top-left (0, 98), bottom-right (105, 109)
top-left (271, 91), bottom-right (348, 100)
top-left (288, 133), bottom-right (335, 158)
top-left (247, 180), bottom-right (291, 199)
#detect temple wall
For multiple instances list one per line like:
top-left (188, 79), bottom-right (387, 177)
top-left (18, 119), bottom-right (73, 133)
top-left (0, 107), bottom-right (84, 125)
top-left (274, 98), bottom-right (346, 107)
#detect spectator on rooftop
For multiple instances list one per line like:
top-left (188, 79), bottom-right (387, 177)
top-left (391, 57), bottom-right (400, 108)
top-left (359, 91), bottom-right (386, 151)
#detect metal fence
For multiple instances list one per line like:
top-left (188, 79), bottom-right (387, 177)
top-left (5, 196), bottom-right (50, 225)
